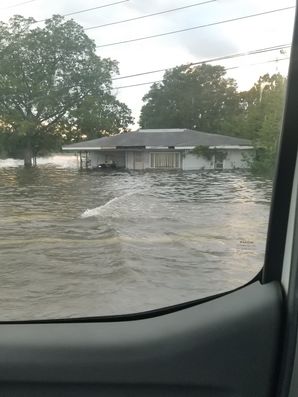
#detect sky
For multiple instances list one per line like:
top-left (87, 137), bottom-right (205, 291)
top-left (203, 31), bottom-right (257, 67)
top-left (0, 0), bottom-right (296, 127)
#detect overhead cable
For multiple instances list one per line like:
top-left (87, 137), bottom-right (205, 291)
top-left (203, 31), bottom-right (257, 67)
top-left (114, 80), bottom-right (163, 90)
top-left (35, 0), bottom-right (129, 23)
top-left (0, 0), bottom-right (37, 9)
top-left (113, 57), bottom-right (290, 89)
top-left (85, 0), bottom-right (216, 30)
top-left (112, 43), bottom-right (291, 81)
top-left (97, 6), bottom-right (295, 48)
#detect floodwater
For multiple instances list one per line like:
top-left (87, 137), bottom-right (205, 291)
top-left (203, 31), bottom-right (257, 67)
top-left (0, 156), bottom-right (272, 320)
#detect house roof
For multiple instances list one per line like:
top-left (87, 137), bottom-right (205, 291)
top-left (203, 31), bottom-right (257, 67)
top-left (62, 129), bottom-right (252, 151)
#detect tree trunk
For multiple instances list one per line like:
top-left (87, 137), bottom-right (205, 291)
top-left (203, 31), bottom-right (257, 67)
top-left (23, 141), bottom-right (33, 167)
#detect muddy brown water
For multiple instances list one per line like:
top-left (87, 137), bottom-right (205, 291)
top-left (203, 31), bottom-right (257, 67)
top-left (0, 157), bottom-right (272, 320)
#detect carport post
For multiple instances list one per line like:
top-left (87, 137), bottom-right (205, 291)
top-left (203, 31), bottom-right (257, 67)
top-left (79, 151), bottom-right (83, 170)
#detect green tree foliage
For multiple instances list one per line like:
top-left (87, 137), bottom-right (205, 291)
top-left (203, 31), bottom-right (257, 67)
top-left (62, 95), bottom-right (132, 143)
top-left (140, 65), bottom-right (286, 174)
top-left (192, 145), bottom-right (227, 162)
top-left (238, 73), bottom-right (286, 173)
top-left (0, 15), bottom-right (132, 165)
top-left (139, 64), bottom-right (240, 134)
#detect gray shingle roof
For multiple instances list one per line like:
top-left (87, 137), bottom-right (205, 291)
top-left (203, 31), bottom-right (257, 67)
top-left (62, 129), bottom-right (252, 150)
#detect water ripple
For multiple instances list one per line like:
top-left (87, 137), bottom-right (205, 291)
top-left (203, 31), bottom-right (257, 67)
top-left (0, 160), bottom-right (272, 320)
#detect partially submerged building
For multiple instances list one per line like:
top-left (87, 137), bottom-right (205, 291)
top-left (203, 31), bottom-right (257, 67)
top-left (62, 128), bottom-right (254, 170)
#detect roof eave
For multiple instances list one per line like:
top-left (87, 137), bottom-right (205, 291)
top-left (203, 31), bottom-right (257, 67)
top-left (208, 145), bottom-right (254, 149)
top-left (62, 146), bottom-right (117, 151)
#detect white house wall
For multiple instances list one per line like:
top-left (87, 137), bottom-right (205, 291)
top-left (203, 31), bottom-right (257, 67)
top-left (125, 151), bottom-right (150, 170)
top-left (126, 152), bottom-right (134, 169)
top-left (183, 149), bottom-right (254, 170)
top-left (89, 148), bottom-right (254, 170)
top-left (182, 153), bottom-right (212, 170)
top-left (143, 152), bottom-right (151, 169)
top-left (224, 149), bottom-right (255, 169)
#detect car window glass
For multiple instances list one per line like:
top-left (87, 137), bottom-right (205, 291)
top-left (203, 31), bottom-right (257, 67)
top-left (0, 0), bottom-right (295, 320)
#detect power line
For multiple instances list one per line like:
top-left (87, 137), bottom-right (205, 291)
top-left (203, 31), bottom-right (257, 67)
top-left (97, 6), bottom-right (295, 48)
top-left (113, 57), bottom-right (290, 90)
top-left (35, 0), bottom-right (129, 23)
top-left (85, 0), bottom-right (216, 31)
top-left (114, 80), bottom-right (162, 90)
top-left (112, 43), bottom-right (291, 81)
top-left (0, 0), bottom-right (37, 10)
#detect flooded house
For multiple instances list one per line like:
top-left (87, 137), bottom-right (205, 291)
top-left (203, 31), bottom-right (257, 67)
top-left (62, 128), bottom-right (254, 170)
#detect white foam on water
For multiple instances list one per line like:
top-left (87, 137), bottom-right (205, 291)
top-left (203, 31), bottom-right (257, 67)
top-left (0, 158), bottom-right (23, 168)
top-left (0, 155), bottom-right (78, 169)
top-left (81, 192), bottom-right (141, 219)
top-left (37, 155), bottom-right (78, 168)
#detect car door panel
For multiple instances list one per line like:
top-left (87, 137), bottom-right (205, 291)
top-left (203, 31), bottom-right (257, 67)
top-left (0, 281), bottom-right (281, 396)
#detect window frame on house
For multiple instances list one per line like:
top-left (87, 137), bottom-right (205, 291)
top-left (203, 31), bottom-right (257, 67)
top-left (150, 151), bottom-right (180, 169)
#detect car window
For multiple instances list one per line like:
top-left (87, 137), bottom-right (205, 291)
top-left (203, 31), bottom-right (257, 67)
top-left (0, 0), bottom-right (295, 320)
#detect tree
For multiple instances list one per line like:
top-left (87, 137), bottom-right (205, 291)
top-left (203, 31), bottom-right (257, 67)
top-left (139, 64), bottom-right (240, 134)
top-left (0, 15), bottom-right (132, 166)
top-left (62, 94), bottom-right (132, 143)
top-left (237, 73), bottom-right (286, 173)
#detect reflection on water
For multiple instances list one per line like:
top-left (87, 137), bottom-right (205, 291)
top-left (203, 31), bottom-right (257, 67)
top-left (0, 157), bottom-right (272, 320)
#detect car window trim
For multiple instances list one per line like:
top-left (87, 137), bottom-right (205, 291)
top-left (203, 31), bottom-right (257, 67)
top-left (263, 5), bottom-right (298, 284)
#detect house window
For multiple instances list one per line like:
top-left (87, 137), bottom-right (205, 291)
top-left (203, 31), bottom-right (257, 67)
top-left (214, 151), bottom-right (227, 170)
top-left (150, 152), bottom-right (180, 169)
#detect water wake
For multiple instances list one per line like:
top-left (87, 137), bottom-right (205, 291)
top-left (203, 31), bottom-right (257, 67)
top-left (0, 155), bottom-right (77, 169)
top-left (81, 192), bottom-right (138, 219)
top-left (38, 155), bottom-right (78, 168)
top-left (0, 159), bottom-right (23, 168)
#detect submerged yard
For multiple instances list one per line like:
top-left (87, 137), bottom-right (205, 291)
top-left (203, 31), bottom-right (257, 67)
top-left (0, 159), bottom-right (272, 320)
